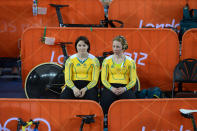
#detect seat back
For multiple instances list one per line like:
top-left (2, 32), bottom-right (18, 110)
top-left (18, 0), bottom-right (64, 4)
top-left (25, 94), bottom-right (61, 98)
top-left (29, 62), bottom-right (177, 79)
top-left (181, 29), bottom-right (197, 60)
top-left (108, 99), bottom-right (197, 131)
top-left (0, 99), bottom-right (103, 131)
top-left (21, 28), bottom-right (179, 91)
top-left (174, 58), bottom-right (197, 83)
top-left (108, 0), bottom-right (190, 28)
top-left (172, 58), bottom-right (197, 97)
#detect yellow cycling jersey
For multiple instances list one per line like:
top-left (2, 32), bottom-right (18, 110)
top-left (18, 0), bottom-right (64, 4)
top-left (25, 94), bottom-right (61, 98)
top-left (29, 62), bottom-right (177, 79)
top-left (64, 53), bottom-right (100, 89)
top-left (101, 55), bottom-right (137, 90)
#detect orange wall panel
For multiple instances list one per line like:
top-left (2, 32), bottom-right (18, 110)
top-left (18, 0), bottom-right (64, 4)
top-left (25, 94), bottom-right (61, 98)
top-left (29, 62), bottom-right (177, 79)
top-left (108, 98), bottom-right (197, 131)
top-left (21, 28), bottom-right (179, 91)
top-left (0, 99), bottom-right (103, 131)
top-left (108, 0), bottom-right (197, 28)
top-left (0, 0), bottom-right (104, 57)
top-left (181, 29), bottom-right (197, 60)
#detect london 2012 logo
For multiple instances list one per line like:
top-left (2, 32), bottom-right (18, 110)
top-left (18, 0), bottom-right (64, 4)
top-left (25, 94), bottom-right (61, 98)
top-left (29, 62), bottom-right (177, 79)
top-left (0, 117), bottom-right (51, 131)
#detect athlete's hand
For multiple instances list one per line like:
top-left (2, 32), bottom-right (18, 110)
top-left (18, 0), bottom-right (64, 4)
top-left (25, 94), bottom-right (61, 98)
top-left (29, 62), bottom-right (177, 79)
top-left (79, 87), bottom-right (88, 98)
top-left (111, 87), bottom-right (120, 95)
top-left (117, 87), bottom-right (125, 95)
top-left (72, 87), bottom-right (81, 97)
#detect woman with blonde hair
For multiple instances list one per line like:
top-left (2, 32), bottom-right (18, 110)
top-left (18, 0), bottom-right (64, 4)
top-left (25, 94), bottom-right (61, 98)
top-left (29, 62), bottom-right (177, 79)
top-left (101, 35), bottom-right (137, 114)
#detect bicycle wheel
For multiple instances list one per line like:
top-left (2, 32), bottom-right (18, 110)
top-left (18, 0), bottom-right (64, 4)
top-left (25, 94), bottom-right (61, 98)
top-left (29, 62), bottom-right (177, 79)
top-left (25, 62), bottom-right (64, 99)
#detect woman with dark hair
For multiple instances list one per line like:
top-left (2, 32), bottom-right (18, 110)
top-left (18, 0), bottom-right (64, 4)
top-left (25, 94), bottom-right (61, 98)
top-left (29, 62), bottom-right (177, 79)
top-left (101, 35), bottom-right (137, 114)
top-left (60, 36), bottom-right (100, 102)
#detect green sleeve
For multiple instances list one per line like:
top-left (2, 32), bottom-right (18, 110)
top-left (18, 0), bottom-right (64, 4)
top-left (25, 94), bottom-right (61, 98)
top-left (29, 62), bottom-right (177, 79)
top-left (64, 58), bottom-right (75, 89)
top-left (101, 59), bottom-right (112, 89)
top-left (125, 60), bottom-right (137, 90)
top-left (86, 58), bottom-right (100, 89)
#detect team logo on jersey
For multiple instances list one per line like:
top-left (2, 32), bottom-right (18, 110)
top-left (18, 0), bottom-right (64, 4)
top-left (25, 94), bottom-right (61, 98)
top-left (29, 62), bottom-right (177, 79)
top-left (82, 63), bottom-right (87, 68)
top-left (117, 68), bottom-right (121, 72)
top-left (76, 63), bottom-right (81, 66)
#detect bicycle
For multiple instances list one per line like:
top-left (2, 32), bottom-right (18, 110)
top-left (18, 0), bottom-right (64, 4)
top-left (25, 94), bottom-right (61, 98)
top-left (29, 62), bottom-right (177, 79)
top-left (49, 4), bottom-right (124, 28)
top-left (17, 118), bottom-right (40, 131)
top-left (25, 42), bottom-right (72, 98)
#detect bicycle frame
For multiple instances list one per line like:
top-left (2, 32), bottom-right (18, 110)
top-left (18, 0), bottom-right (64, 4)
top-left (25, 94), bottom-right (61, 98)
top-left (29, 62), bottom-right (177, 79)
top-left (49, 4), bottom-right (123, 28)
top-left (17, 118), bottom-right (40, 131)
